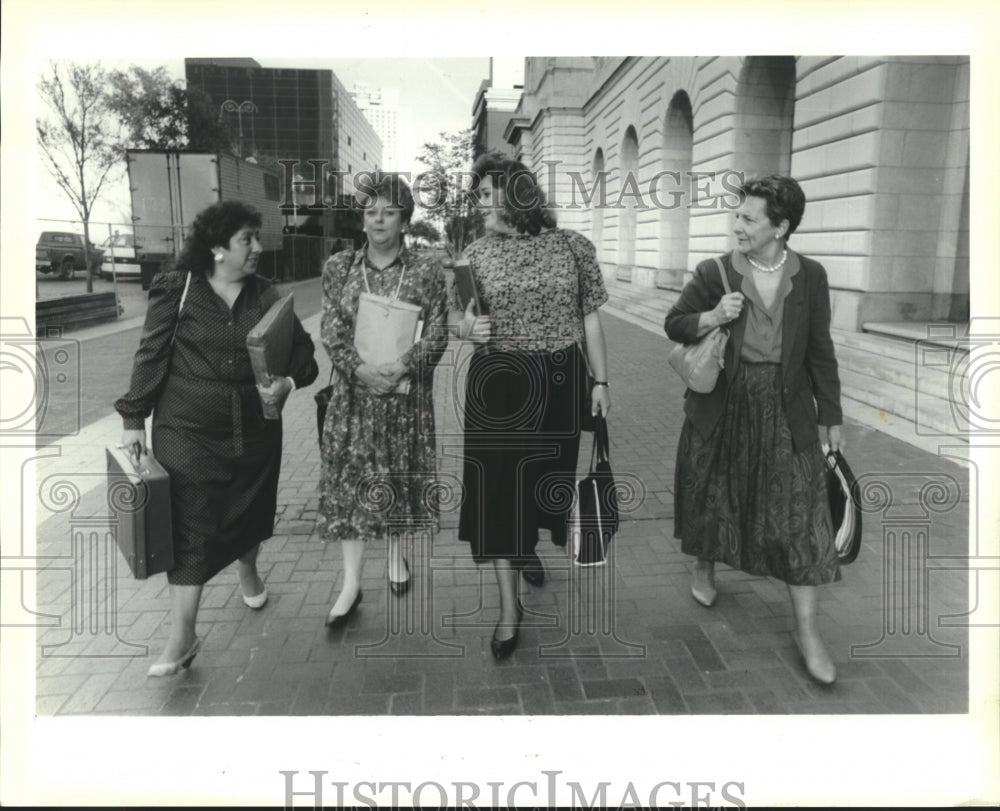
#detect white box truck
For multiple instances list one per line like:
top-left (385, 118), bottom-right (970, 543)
top-left (126, 150), bottom-right (284, 288)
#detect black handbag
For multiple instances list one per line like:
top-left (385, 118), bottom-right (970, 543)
top-left (572, 415), bottom-right (619, 566)
top-left (826, 448), bottom-right (862, 564)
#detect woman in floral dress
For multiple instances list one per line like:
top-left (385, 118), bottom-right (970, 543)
top-left (316, 174), bottom-right (448, 626)
top-left (455, 152), bottom-right (612, 659)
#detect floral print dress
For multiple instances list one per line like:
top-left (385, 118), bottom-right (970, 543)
top-left (315, 246), bottom-right (448, 542)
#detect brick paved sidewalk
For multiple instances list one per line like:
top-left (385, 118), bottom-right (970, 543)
top-left (32, 311), bottom-right (970, 716)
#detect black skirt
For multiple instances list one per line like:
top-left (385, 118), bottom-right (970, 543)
top-left (458, 344), bottom-right (585, 565)
top-left (152, 377), bottom-right (282, 586)
top-left (674, 362), bottom-right (840, 586)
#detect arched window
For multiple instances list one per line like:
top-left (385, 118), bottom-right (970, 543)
top-left (659, 91), bottom-right (694, 284)
top-left (591, 148), bottom-right (606, 254)
top-left (734, 56), bottom-right (795, 180)
top-left (617, 126), bottom-right (639, 276)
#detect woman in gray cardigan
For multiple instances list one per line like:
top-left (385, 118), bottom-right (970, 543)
top-left (664, 175), bottom-right (844, 685)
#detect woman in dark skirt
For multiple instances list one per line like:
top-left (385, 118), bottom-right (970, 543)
top-left (116, 201), bottom-right (318, 676)
top-left (664, 175), bottom-right (844, 685)
top-left (455, 153), bottom-right (612, 659)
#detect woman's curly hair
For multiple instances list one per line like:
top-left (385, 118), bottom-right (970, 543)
top-left (470, 152), bottom-right (556, 236)
top-left (178, 200), bottom-right (262, 276)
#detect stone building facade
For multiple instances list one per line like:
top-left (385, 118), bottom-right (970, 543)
top-left (503, 56), bottom-right (970, 332)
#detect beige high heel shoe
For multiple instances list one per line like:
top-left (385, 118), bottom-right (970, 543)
top-left (690, 562), bottom-right (717, 607)
top-left (793, 629), bottom-right (837, 685)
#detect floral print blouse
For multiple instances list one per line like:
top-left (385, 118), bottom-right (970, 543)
top-left (460, 228), bottom-right (609, 352)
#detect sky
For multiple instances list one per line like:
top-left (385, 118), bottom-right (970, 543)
top-left (35, 57), bottom-right (491, 234)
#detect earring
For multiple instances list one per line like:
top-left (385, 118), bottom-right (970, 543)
top-left (215, 253), bottom-right (224, 262)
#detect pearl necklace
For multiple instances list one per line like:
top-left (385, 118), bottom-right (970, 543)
top-left (746, 248), bottom-right (787, 273)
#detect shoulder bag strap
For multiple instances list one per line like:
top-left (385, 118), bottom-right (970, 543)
top-left (562, 230), bottom-right (596, 377)
top-left (171, 271), bottom-right (192, 346)
top-left (714, 255), bottom-right (732, 295)
top-left (713, 256), bottom-right (734, 335)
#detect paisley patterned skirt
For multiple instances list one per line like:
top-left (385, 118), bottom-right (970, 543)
top-left (674, 362), bottom-right (840, 586)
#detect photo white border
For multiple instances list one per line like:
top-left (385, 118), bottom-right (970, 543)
top-left (2, 0), bottom-right (998, 806)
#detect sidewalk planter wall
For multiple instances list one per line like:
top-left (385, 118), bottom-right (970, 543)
top-left (36, 292), bottom-right (118, 334)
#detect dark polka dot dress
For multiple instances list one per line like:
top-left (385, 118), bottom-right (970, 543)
top-left (115, 270), bottom-right (319, 585)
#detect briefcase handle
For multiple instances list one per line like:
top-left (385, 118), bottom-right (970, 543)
top-left (116, 442), bottom-right (154, 476)
top-left (589, 415), bottom-right (611, 471)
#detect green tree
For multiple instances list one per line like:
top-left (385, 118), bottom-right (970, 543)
top-left (407, 219), bottom-right (441, 248)
top-left (415, 129), bottom-right (482, 256)
top-left (104, 65), bottom-right (230, 152)
top-left (36, 61), bottom-right (120, 293)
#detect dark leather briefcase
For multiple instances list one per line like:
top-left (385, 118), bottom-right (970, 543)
top-left (106, 445), bottom-right (174, 579)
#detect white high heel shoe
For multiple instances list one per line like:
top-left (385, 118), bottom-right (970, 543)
top-left (241, 586), bottom-right (269, 609)
top-left (147, 637), bottom-right (202, 677)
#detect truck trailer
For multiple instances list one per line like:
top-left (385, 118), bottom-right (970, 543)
top-left (126, 150), bottom-right (284, 288)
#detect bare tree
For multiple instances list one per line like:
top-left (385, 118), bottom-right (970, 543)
top-left (36, 61), bottom-right (120, 293)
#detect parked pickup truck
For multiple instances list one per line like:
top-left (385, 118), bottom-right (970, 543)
top-left (35, 231), bottom-right (102, 280)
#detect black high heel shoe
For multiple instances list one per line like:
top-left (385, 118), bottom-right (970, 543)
top-left (490, 606), bottom-right (523, 661)
top-left (325, 589), bottom-right (363, 627)
top-left (389, 557), bottom-right (411, 597)
top-left (520, 552), bottom-right (544, 587)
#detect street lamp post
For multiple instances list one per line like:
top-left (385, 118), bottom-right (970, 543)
top-left (220, 99), bottom-right (258, 158)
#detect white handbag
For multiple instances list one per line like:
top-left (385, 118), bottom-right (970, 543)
top-left (667, 257), bottom-right (732, 394)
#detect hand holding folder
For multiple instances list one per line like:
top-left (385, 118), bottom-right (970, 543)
top-left (353, 293), bottom-right (423, 395)
top-left (452, 258), bottom-right (485, 315)
top-left (246, 292), bottom-right (296, 419)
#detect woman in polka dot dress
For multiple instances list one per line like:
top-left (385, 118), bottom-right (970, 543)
top-left (115, 201), bottom-right (318, 676)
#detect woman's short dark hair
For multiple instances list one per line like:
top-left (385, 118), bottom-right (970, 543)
top-left (179, 200), bottom-right (263, 275)
top-left (355, 172), bottom-right (415, 224)
top-left (470, 152), bottom-right (556, 236)
top-left (739, 175), bottom-right (806, 239)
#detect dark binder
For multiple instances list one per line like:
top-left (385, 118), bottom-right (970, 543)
top-left (106, 445), bottom-right (174, 579)
top-left (246, 292), bottom-right (295, 419)
top-left (453, 258), bottom-right (486, 314)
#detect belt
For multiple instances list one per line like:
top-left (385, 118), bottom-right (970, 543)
top-left (172, 374), bottom-right (258, 457)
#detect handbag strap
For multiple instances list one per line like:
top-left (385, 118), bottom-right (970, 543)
top-left (713, 256), bottom-right (734, 335)
top-left (589, 415), bottom-right (611, 471)
top-left (562, 230), bottom-right (595, 375)
top-left (171, 271), bottom-right (192, 345)
top-left (714, 256), bottom-right (732, 296)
